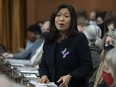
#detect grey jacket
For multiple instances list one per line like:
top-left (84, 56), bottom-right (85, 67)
top-left (13, 38), bottom-right (44, 59)
top-left (89, 44), bottom-right (101, 87)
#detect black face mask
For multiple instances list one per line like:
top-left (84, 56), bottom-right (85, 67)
top-left (98, 23), bottom-right (104, 30)
top-left (105, 45), bottom-right (114, 52)
top-left (98, 23), bottom-right (104, 38)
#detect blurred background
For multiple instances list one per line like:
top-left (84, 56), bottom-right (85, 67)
top-left (0, 0), bottom-right (116, 52)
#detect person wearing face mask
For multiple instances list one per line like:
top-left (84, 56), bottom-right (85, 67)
top-left (96, 11), bottom-right (106, 38)
top-left (89, 11), bottom-right (97, 25)
top-left (97, 48), bottom-right (116, 87)
top-left (38, 4), bottom-right (93, 87)
top-left (83, 24), bottom-right (103, 87)
top-left (104, 48), bottom-right (116, 87)
top-left (103, 31), bottom-right (116, 56)
top-left (94, 31), bottom-right (116, 87)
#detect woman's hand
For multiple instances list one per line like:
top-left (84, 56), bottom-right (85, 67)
top-left (33, 65), bottom-right (39, 69)
top-left (57, 74), bottom-right (72, 87)
top-left (38, 75), bottom-right (49, 83)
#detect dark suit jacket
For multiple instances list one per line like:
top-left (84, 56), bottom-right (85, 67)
top-left (39, 32), bottom-right (93, 87)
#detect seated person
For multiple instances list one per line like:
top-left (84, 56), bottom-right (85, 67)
top-left (2, 25), bottom-right (44, 63)
top-left (17, 24), bottom-right (42, 53)
top-left (83, 24), bottom-right (103, 50)
top-left (83, 25), bottom-right (103, 87)
top-left (104, 48), bottom-right (116, 87)
top-left (94, 31), bottom-right (116, 87)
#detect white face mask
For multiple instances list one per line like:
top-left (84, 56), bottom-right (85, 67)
top-left (107, 23), bottom-right (115, 31)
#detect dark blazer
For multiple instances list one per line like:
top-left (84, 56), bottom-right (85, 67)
top-left (39, 32), bottom-right (93, 87)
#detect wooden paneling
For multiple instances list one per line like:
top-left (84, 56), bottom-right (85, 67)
top-left (26, 0), bottom-right (37, 27)
top-left (11, 0), bottom-right (22, 52)
top-left (0, 0), bottom-right (115, 52)
top-left (0, 0), bottom-right (2, 42)
top-left (11, 0), bottom-right (26, 52)
top-left (0, 0), bottom-right (26, 52)
top-left (2, 0), bottom-right (11, 50)
top-left (26, 0), bottom-right (116, 27)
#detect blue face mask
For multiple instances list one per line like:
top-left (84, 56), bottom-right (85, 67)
top-left (105, 45), bottom-right (114, 52)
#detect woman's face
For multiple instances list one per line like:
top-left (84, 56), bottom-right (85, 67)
top-left (55, 8), bottom-right (71, 31)
top-left (105, 36), bottom-right (115, 47)
top-left (97, 17), bottom-right (103, 24)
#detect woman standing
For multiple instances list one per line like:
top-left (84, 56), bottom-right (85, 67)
top-left (38, 4), bottom-right (93, 87)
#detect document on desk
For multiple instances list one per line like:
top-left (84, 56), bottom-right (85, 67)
top-left (30, 80), bottom-right (57, 87)
top-left (5, 59), bottom-right (31, 66)
top-left (17, 66), bottom-right (39, 74)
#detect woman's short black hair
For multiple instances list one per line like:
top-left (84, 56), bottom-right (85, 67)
top-left (46, 4), bottom-right (78, 43)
